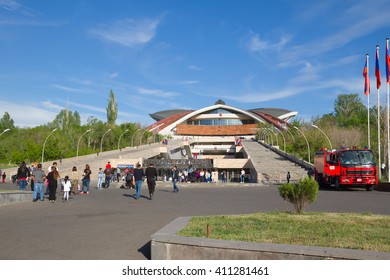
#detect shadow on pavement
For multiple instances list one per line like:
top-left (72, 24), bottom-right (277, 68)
top-left (138, 241), bottom-right (151, 260)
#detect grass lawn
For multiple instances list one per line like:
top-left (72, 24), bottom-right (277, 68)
top-left (178, 212), bottom-right (390, 252)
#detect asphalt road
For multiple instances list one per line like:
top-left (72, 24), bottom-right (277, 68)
top-left (0, 181), bottom-right (389, 260)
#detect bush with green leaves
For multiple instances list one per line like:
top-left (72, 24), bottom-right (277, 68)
top-left (278, 177), bottom-right (319, 214)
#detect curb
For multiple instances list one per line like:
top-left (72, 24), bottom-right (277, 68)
top-left (0, 191), bottom-right (33, 207)
top-left (151, 216), bottom-right (390, 260)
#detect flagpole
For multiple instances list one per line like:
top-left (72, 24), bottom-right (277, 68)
top-left (386, 38), bottom-right (390, 181)
top-left (366, 54), bottom-right (371, 150)
top-left (387, 81), bottom-right (389, 181)
top-left (376, 45), bottom-right (381, 179)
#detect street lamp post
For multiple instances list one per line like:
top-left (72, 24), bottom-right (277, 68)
top-left (118, 129), bottom-right (129, 150)
top-left (76, 129), bottom-right (91, 157)
top-left (285, 127), bottom-right (295, 142)
top-left (131, 128), bottom-right (141, 147)
top-left (100, 128), bottom-right (112, 153)
top-left (41, 128), bottom-right (58, 163)
top-left (266, 128), bottom-right (279, 147)
top-left (274, 127), bottom-right (286, 152)
top-left (312, 124), bottom-right (333, 150)
top-left (259, 128), bottom-right (269, 144)
top-left (294, 126), bottom-right (311, 163)
top-left (139, 129), bottom-right (149, 146)
top-left (261, 128), bottom-right (273, 145)
top-left (0, 128), bottom-right (10, 137)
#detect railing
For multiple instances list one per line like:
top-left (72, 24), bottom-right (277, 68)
top-left (255, 139), bottom-right (314, 170)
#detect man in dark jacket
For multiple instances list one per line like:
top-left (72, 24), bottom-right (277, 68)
top-left (133, 163), bottom-right (144, 200)
top-left (145, 163), bottom-right (158, 200)
top-left (171, 165), bottom-right (179, 193)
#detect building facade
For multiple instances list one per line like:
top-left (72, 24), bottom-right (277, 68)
top-left (147, 100), bottom-right (297, 137)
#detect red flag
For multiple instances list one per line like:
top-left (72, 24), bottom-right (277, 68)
top-left (363, 55), bottom-right (370, 96)
top-left (376, 45), bottom-right (381, 89)
top-left (386, 38), bottom-right (390, 84)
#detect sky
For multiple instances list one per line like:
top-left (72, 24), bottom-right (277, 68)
top-left (1, 0), bottom-right (390, 128)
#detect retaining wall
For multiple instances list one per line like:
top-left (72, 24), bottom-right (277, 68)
top-left (151, 216), bottom-right (390, 260)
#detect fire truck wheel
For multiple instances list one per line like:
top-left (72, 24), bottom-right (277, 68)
top-left (365, 185), bottom-right (373, 191)
top-left (335, 179), bottom-right (343, 191)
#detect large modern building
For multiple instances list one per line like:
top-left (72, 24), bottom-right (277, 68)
top-left (147, 99), bottom-right (297, 137)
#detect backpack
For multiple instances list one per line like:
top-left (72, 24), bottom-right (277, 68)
top-left (126, 172), bottom-right (133, 182)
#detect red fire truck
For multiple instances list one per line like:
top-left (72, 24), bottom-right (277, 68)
top-left (314, 147), bottom-right (378, 191)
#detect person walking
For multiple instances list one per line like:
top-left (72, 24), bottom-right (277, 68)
top-left (32, 163), bottom-right (45, 202)
top-left (171, 165), bottom-right (179, 193)
top-left (287, 171), bottom-right (291, 183)
top-left (97, 168), bottom-right (104, 189)
top-left (46, 162), bottom-right (59, 194)
top-left (104, 167), bottom-right (111, 188)
top-left (16, 161), bottom-right (30, 191)
top-left (81, 164), bottom-right (92, 194)
top-left (133, 163), bottom-right (144, 200)
top-left (70, 166), bottom-right (79, 195)
top-left (2, 172), bottom-right (6, 183)
top-left (47, 166), bottom-right (60, 203)
top-left (381, 163), bottom-right (386, 177)
top-left (221, 170), bottom-right (227, 183)
top-left (240, 169), bottom-right (245, 183)
top-left (145, 163), bottom-right (158, 200)
top-left (62, 176), bottom-right (71, 202)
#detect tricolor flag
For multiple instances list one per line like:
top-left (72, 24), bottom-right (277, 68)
top-left (363, 54), bottom-right (370, 96)
top-left (386, 38), bottom-right (390, 84)
top-left (376, 45), bottom-right (381, 89)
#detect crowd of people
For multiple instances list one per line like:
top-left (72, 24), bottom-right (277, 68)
top-left (7, 160), bottom-right (245, 203)
top-left (9, 160), bottom-right (176, 203)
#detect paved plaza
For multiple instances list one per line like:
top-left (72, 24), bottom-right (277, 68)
top-left (0, 181), bottom-right (389, 260)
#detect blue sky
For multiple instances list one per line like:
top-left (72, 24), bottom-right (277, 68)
top-left (1, 0), bottom-right (390, 127)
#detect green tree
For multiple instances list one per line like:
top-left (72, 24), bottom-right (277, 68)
top-left (106, 89), bottom-right (118, 125)
top-left (51, 109), bottom-right (81, 132)
top-left (334, 94), bottom-right (366, 127)
top-left (0, 112), bottom-right (15, 130)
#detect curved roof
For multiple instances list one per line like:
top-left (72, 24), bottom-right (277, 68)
top-left (148, 102), bottom-right (298, 136)
top-left (249, 108), bottom-right (297, 121)
top-left (157, 103), bottom-right (266, 135)
top-left (150, 109), bottom-right (193, 121)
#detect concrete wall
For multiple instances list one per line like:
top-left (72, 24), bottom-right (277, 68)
top-left (0, 191), bottom-right (33, 207)
top-left (151, 217), bottom-right (390, 260)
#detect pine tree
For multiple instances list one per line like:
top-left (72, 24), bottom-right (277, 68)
top-left (106, 89), bottom-right (118, 125)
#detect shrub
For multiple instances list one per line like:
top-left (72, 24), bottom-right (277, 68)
top-left (278, 177), bottom-right (319, 214)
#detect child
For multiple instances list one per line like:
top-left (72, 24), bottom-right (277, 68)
top-left (62, 176), bottom-right (71, 202)
top-left (97, 168), bottom-right (104, 189)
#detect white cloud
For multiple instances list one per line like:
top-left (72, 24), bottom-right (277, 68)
top-left (89, 17), bottom-right (163, 48)
top-left (43, 101), bottom-right (64, 111)
top-left (278, 1), bottom-right (390, 67)
top-left (179, 80), bottom-right (199, 85)
top-left (68, 101), bottom-right (106, 114)
top-left (109, 72), bottom-right (119, 79)
top-left (247, 32), bottom-right (292, 53)
top-left (134, 86), bottom-right (180, 98)
top-left (0, 0), bottom-right (20, 11)
top-left (248, 34), bottom-right (270, 52)
top-left (52, 84), bottom-right (86, 93)
top-left (188, 65), bottom-right (203, 71)
top-left (0, 100), bottom-right (58, 127)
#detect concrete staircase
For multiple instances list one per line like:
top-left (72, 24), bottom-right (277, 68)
top-left (241, 140), bottom-right (308, 184)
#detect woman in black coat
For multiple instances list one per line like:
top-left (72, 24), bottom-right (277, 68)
top-left (47, 166), bottom-right (60, 203)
